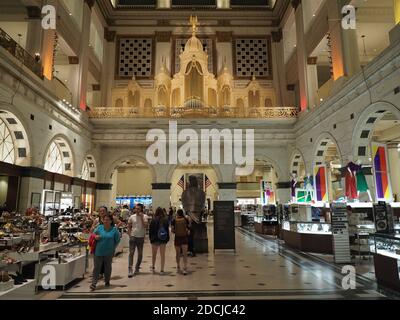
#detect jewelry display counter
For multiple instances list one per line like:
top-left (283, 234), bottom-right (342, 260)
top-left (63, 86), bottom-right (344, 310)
top-left (282, 221), bottom-right (333, 254)
top-left (369, 233), bottom-right (400, 291)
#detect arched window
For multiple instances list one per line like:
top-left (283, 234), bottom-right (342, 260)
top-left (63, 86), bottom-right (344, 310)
top-left (81, 159), bottom-right (90, 180)
top-left (0, 118), bottom-right (15, 164)
top-left (44, 141), bottom-right (63, 174)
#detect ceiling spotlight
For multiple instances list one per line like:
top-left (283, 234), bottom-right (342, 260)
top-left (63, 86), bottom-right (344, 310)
top-left (320, 98), bottom-right (324, 102)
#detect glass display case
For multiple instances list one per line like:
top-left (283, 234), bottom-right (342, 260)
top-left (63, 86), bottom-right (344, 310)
top-left (369, 233), bottom-right (400, 260)
top-left (282, 221), bottom-right (331, 234)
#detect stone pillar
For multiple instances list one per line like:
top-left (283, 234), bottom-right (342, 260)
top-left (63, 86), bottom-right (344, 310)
top-left (292, 0), bottom-right (309, 111)
top-left (101, 28), bottom-right (116, 107)
top-left (327, 0), bottom-right (360, 82)
top-left (157, 0), bottom-right (171, 8)
top-left (25, 6), bottom-right (43, 57)
top-left (306, 57), bottom-right (319, 109)
top-left (40, 0), bottom-right (57, 80)
top-left (152, 183), bottom-right (172, 209)
top-left (18, 177), bottom-right (45, 213)
top-left (276, 182), bottom-right (291, 204)
top-left (271, 29), bottom-right (287, 106)
top-left (76, 0), bottom-right (94, 110)
top-left (217, 183), bottom-right (237, 202)
top-left (217, 0), bottom-right (230, 9)
top-left (96, 184), bottom-right (113, 208)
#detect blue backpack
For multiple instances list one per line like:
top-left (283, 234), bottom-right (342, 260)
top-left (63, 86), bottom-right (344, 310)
top-left (157, 220), bottom-right (168, 241)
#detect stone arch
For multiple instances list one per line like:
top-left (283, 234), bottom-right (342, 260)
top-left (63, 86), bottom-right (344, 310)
top-left (0, 107), bottom-right (31, 167)
top-left (165, 163), bottom-right (223, 184)
top-left (253, 154), bottom-right (283, 182)
top-left (351, 101), bottom-right (400, 162)
top-left (312, 132), bottom-right (343, 167)
top-left (43, 135), bottom-right (75, 176)
top-left (103, 154), bottom-right (156, 184)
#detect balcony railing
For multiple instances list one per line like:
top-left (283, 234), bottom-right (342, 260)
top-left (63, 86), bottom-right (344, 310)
top-left (0, 28), bottom-right (43, 79)
top-left (88, 106), bottom-right (299, 119)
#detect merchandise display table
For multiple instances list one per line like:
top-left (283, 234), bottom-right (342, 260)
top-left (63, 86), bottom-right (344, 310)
top-left (254, 218), bottom-right (279, 236)
top-left (36, 254), bottom-right (86, 290)
top-left (282, 221), bottom-right (333, 254)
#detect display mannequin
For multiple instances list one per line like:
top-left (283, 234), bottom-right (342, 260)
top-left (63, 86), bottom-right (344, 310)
top-left (345, 162), bottom-right (358, 201)
top-left (355, 160), bottom-right (373, 202)
top-left (304, 173), bottom-right (314, 202)
top-left (290, 173), bottom-right (297, 202)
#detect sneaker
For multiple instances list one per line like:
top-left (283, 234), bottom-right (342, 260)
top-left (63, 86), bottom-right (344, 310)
top-left (134, 269), bottom-right (140, 276)
top-left (105, 282), bottom-right (110, 287)
top-left (128, 269), bottom-right (134, 278)
top-left (90, 284), bottom-right (96, 291)
top-left (160, 271), bottom-right (165, 276)
top-left (183, 270), bottom-right (187, 276)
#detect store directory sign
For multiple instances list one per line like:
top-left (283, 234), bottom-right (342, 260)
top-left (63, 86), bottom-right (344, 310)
top-left (213, 201), bottom-right (235, 251)
top-left (331, 203), bottom-right (351, 264)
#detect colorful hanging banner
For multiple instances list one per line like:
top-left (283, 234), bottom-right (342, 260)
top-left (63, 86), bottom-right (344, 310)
top-left (313, 165), bottom-right (329, 202)
top-left (371, 142), bottom-right (392, 202)
top-left (260, 180), bottom-right (274, 205)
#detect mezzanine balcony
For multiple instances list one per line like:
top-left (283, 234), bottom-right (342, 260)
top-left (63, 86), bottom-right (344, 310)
top-left (87, 106), bottom-right (299, 119)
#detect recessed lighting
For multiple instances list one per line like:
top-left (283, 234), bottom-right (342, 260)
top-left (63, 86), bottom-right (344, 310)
top-left (320, 98), bottom-right (324, 102)
top-left (69, 13), bottom-right (72, 16)
top-left (313, 14), bottom-right (316, 17)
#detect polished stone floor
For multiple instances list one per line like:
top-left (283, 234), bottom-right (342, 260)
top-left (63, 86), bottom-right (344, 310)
top-left (53, 222), bottom-right (399, 300)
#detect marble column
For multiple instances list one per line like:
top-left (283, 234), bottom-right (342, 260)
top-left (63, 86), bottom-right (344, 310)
top-left (276, 182), bottom-right (291, 204)
top-left (25, 14), bottom-right (43, 58)
top-left (326, 0), bottom-right (360, 82)
top-left (217, 183), bottom-right (237, 202)
top-left (96, 184), bottom-right (113, 208)
top-left (157, 0), bottom-right (171, 8)
top-left (152, 183), bottom-right (172, 209)
top-left (101, 28), bottom-right (116, 107)
top-left (76, 0), bottom-right (94, 110)
top-left (271, 29), bottom-right (286, 106)
top-left (292, 0), bottom-right (309, 111)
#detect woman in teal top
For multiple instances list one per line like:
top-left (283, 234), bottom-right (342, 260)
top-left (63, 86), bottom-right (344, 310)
top-left (91, 213), bottom-right (120, 291)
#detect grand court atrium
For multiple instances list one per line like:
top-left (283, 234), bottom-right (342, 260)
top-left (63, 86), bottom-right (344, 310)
top-left (0, 0), bottom-right (399, 301)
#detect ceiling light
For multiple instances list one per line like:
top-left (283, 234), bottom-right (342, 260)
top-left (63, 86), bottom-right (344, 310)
top-left (320, 98), bottom-right (324, 102)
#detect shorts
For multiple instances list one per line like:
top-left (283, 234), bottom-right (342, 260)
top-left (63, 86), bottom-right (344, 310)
top-left (151, 241), bottom-right (166, 246)
top-left (174, 236), bottom-right (188, 247)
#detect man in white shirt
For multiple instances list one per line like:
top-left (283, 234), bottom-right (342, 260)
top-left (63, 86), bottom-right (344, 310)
top-left (127, 203), bottom-right (149, 277)
top-left (121, 205), bottom-right (131, 222)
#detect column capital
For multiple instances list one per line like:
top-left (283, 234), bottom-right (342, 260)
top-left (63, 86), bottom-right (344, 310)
top-left (155, 31), bottom-right (172, 42)
top-left (26, 6), bottom-right (42, 19)
top-left (104, 27), bottom-right (116, 42)
top-left (152, 183), bottom-right (172, 190)
top-left (216, 31), bottom-right (233, 42)
top-left (271, 29), bottom-right (283, 43)
top-left (96, 183), bottom-right (113, 190)
top-left (291, 0), bottom-right (301, 11)
top-left (217, 183), bottom-right (237, 190)
top-left (276, 182), bottom-right (291, 189)
top-left (84, 0), bottom-right (96, 9)
top-left (307, 56), bottom-right (318, 65)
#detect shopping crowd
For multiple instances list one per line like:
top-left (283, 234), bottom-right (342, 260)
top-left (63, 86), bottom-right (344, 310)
top-left (89, 204), bottom-right (195, 291)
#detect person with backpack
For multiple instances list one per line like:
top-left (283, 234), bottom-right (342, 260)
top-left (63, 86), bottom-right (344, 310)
top-left (171, 209), bottom-right (190, 275)
top-left (149, 207), bottom-right (170, 275)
